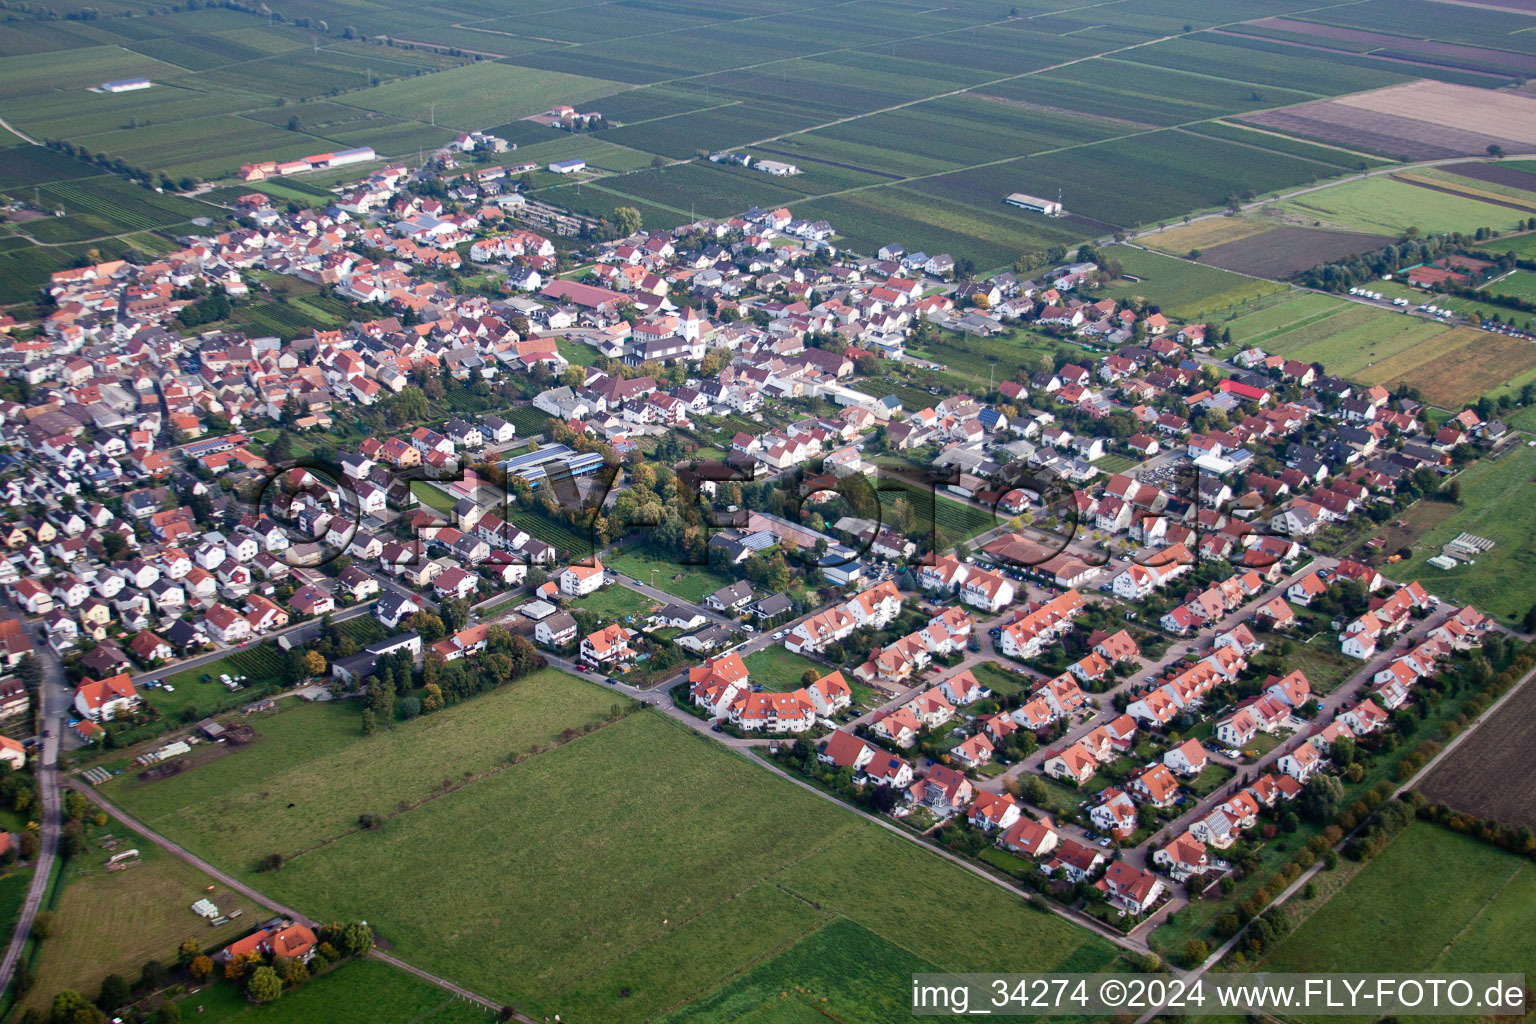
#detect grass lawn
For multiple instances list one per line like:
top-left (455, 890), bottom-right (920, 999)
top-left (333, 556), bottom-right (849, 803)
top-left (1259, 823), bottom-right (1535, 980)
top-left (1382, 444), bottom-right (1536, 623)
top-left (21, 831), bottom-right (271, 1014)
top-left (1285, 638), bottom-right (1358, 696)
top-left (970, 661), bottom-right (1035, 698)
top-left (1485, 269), bottom-right (1536, 301)
top-left (1185, 762), bottom-right (1235, 798)
top-left (743, 646), bottom-right (827, 692)
top-left (411, 480), bottom-right (459, 515)
top-left (1091, 454), bottom-right (1141, 475)
top-left (605, 548), bottom-right (739, 604)
top-left (0, 869), bottom-right (32, 955)
top-left (112, 699), bottom-right (1123, 1023)
top-left (101, 669), bottom-right (633, 873)
top-left (144, 643), bottom-right (286, 718)
top-left (175, 957), bottom-right (496, 1024)
top-left (570, 585), bottom-right (661, 625)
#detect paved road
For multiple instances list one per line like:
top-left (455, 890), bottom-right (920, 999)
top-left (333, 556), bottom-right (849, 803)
top-left (122, 599), bottom-right (380, 694)
top-left (0, 630), bottom-right (62, 994)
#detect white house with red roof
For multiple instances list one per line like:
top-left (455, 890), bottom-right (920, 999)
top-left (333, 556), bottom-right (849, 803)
top-left (74, 672), bottom-right (139, 721)
top-left (560, 559), bottom-right (605, 597)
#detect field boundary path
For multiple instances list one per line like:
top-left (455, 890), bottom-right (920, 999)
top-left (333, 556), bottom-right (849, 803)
top-left (71, 784), bottom-right (528, 1020)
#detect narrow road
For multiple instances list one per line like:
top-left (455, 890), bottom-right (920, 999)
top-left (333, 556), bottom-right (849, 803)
top-left (76, 786), bottom-right (524, 1017)
top-left (0, 622), bottom-right (66, 993)
top-left (75, 785), bottom-right (315, 927)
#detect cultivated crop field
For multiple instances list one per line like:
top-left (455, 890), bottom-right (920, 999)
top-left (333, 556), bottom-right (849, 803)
top-left (1420, 676), bottom-right (1536, 831)
top-left (6, 0), bottom-right (1513, 275)
top-left (1194, 225), bottom-right (1395, 278)
top-left (1371, 329), bottom-right (1536, 408)
top-left (1144, 217), bottom-right (1274, 255)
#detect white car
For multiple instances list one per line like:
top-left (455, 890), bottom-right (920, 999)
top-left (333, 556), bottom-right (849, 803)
top-left (742, 625), bottom-right (756, 634)
top-left (163, 684), bottom-right (175, 693)
top-left (772, 630), bottom-right (785, 639)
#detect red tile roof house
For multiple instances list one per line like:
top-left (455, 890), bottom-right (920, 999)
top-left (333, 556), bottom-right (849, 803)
top-left (581, 623), bottom-right (636, 667)
top-left (217, 922), bottom-right (317, 964)
top-left (74, 673), bottom-right (139, 721)
top-left (1097, 860), bottom-right (1165, 913)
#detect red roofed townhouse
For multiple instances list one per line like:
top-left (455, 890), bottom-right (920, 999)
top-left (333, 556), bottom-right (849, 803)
top-left (560, 559), bottom-right (606, 597)
top-left (1090, 787), bottom-right (1138, 839)
top-left (10, 579), bottom-right (53, 616)
top-left (688, 652), bottom-right (751, 715)
top-left (1044, 741), bottom-right (1099, 785)
top-left (1097, 861), bottom-right (1165, 913)
top-left (74, 673), bottom-right (139, 721)
top-left (968, 790), bottom-right (1021, 832)
top-left (289, 584), bottom-right (334, 617)
top-left (1128, 762), bottom-right (1181, 807)
top-left (951, 732), bottom-right (995, 769)
top-left (818, 730), bottom-right (914, 787)
top-left (1279, 740), bottom-right (1322, 781)
top-left (1163, 737), bottom-right (1209, 777)
top-left (730, 689), bottom-right (816, 733)
top-left (906, 765), bottom-right (974, 816)
top-left (1000, 816), bottom-right (1059, 859)
top-left (1153, 832), bottom-right (1212, 884)
top-left (806, 669), bottom-right (852, 716)
top-left (872, 706), bottom-right (923, 748)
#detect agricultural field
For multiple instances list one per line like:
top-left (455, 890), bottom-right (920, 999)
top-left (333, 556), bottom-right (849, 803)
top-left (1195, 225), bottom-right (1394, 279)
top-left (102, 668), bottom-right (631, 871)
top-left (1382, 444), bottom-right (1536, 623)
top-left (1484, 269), bottom-right (1536, 301)
top-left (351, 62), bottom-right (624, 133)
top-left (21, 830), bottom-right (271, 1015)
top-left (8, 0), bottom-right (1529, 273)
top-left (1259, 823), bottom-right (1536, 979)
top-left (1144, 217), bottom-right (1274, 256)
top-left (1370, 329), bottom-right (1536, 409)
top-left (1420, 676), bottom-right (1536, 831)
top-left (1217, 292), bottom-right (1354, 347)
top-left (127, 704), bottom-right (1122, 1023)
top-left (1278, 175), bottom-right (1526, 236)
top-left (1232, 298), bottom-right (1525, 397)
top-left (873, 473), bottom-right (997, 549)
top-left (1096, 246), bottom-right (1287, 320)
top-left (906, 327), bottom-right (1059, 389)
top-left (1243, 79), bottom-right (1536, 162)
